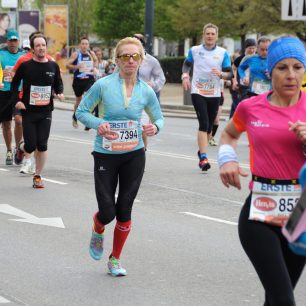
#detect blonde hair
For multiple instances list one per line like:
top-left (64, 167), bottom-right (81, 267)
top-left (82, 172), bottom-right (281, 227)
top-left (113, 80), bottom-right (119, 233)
top-left (114, 37), bottom-right (145, 60)
top-left (203, 23), bottom-right (219, 35)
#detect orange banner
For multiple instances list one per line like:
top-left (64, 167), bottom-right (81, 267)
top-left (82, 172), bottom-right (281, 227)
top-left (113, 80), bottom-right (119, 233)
top-left (44, 5), bottom-right (68, 71)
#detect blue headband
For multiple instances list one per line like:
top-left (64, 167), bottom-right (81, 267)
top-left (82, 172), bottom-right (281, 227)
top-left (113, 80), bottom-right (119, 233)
top-left (267, 37), bottom-right (306, 74)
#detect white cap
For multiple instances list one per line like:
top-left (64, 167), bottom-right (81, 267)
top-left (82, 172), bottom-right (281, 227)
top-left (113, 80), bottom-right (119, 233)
top-left (22, 39), bottom-right (30, 50)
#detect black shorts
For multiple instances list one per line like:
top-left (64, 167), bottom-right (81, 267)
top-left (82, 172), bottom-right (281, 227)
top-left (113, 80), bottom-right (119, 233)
top-left (72, 77), bottom-right (95, 97)
top-left (0, 91), bottom-right (13, 122)
top-left (191, 94), bottom-right (220, 133)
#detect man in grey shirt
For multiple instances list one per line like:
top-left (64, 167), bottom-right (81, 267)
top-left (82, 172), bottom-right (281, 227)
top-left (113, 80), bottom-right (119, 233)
top-left (133, 34), bottom-right (166, 148)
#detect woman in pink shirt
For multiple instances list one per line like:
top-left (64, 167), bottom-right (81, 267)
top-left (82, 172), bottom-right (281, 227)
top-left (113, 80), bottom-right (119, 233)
top-left (218, 37), bottom-right (306, 305)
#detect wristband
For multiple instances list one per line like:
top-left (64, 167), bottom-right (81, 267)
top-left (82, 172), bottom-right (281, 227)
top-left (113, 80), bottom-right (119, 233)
top-left (218, 144), bottom-right (238, 167)
top-left (154, 124), bottom-right (159, 135)
top-left (181, 73), bottom-right (190, 80)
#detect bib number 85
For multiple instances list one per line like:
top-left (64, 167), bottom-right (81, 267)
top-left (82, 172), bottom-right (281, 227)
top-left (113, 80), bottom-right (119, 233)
top-left (279, 198), bottom-right (298, 212)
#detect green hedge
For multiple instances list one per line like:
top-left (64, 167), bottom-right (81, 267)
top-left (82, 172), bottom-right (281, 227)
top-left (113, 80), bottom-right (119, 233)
top-left (159, 56), bottom-right (185, 84)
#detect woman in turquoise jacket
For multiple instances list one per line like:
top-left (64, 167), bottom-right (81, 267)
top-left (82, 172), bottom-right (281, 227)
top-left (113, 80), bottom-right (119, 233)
top-left (76, 36), bottom-right (164, 277)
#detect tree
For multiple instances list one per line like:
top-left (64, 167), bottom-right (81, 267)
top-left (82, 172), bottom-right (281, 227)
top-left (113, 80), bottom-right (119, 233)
top-left (92, 0), bottom-right (144, 45)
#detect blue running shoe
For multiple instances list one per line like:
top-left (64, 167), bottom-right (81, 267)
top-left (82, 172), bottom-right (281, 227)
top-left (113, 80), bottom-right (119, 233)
top-left (89, 228), bottom-right (104, 260)
top-left (107, 256), bottom-right (127, 277)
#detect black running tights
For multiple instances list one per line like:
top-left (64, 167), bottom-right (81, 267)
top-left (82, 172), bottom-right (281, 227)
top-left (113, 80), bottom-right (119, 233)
top-left (93, 149), bottom-right (145, 225)
top-left (239, 194), bottom-right (306, 306)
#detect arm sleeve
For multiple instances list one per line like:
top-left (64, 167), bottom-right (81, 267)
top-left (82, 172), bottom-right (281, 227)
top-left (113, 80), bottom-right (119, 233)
top-left (10, 64), bottom-right (23, 106)
top-left (182, 48), bottom-right (193, 74)
top-left (53, 64), bottom-right (64, 94)
top-left (75, 81), bottom-right (105, 129)
top-left (144, 88), bottom-right (164, 131)
top-left (222, 51), bottom-right (232, 70)
top-left (232, 102), bottom-right (247, 132)
top-left (151, 59), bottom-right (166, 92)
top-left (237, 57), bottom-right (249, 80)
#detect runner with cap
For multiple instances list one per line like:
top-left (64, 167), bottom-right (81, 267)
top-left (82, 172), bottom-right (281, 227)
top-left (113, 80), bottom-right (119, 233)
top-left (0, 29), bottom-right (25, 165)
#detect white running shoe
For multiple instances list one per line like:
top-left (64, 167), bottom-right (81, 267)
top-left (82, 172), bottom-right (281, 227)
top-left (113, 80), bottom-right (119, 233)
top-left (20, 158), bottom-right (35, 175)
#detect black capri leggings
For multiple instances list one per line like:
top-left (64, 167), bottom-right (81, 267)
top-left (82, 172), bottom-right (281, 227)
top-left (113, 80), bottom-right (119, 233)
top-left (93, 149), bottom-right (145, 225)
top-left (191, 94), bottom-right (220, 133)
top-left (22, 111), bottom-right (52, 153)
top-left (239, 194), bottom-right (306, 306)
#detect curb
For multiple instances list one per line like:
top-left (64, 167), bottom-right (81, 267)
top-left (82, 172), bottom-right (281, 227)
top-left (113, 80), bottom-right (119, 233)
top-left (54, 98), bottom-right (230, 120)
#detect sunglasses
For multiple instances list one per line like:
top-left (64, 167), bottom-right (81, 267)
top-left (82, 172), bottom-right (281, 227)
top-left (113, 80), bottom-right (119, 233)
top-left (117, 53), bottom-right (141, 62)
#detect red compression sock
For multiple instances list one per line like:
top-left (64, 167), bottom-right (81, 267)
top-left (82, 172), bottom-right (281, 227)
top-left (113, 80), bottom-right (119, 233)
top-left (111, 220), bottom-right (132, 259)
top-left (93, 212), bottom-right (105, 234)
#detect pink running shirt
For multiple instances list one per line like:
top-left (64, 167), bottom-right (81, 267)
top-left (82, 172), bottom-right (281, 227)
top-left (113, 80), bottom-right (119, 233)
top-left (232, 91), bottom-right (306, 179)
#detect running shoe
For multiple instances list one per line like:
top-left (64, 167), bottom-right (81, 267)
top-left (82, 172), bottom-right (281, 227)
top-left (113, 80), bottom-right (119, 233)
top-left (20, 158), bottom-right (34, 175)
top-left (29, 158), bottom-right (36, 174)
top-left (72, 114), bottom-right (78, 128)
top-left (14, 142), bottom-right (24, 165)
top-left (33, 175), bottom-right (44, 189)
top-left (199, 158), bottom-right (211, 171)
top-left (5, 150), bottom-right (13, 165)
top-left (89, 228), bottom-right (104, 260)
top-left (107, 256), bottom-right (127, 277)
top-left (209, 137), bottom-right (218, 146)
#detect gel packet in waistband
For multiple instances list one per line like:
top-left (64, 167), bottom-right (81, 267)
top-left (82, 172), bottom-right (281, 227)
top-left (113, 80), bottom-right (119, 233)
top-left (282, 163), bottom-right (306, 255)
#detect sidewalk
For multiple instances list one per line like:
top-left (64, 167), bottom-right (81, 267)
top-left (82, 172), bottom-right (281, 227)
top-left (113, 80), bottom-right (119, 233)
top-left (59, 73), bottom-right (232, 120)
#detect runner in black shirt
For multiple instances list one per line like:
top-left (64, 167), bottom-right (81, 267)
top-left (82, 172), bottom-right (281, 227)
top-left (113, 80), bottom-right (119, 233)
top-left (10, 34), bottom-right (64, 188)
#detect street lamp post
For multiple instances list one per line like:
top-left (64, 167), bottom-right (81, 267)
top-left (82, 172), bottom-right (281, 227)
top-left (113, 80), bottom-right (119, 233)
top-left (144, 0), bottom-right (153, 55)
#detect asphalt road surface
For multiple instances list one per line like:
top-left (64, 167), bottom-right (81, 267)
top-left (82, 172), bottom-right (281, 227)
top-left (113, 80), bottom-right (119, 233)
top-left (1, 109), bottom-right (305, 306)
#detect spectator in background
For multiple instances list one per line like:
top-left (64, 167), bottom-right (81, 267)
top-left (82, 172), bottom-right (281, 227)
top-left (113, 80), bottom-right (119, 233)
top-left (22, 39), bottom-right (30, 52)
top-left (93, 47), bottom-right (109, 80)
top-left (230, 38), bottom-right (257, 117)
top-left (133, 33), bottom-right (166, 149)
top-left (0, 13), bottom-right (10, 46)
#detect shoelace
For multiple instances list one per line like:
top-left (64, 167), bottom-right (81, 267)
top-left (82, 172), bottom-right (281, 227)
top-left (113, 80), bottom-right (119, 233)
top-left (109, 257), bottom-right (121, 269)
top-left (91, 235), bottom-right (103, 250)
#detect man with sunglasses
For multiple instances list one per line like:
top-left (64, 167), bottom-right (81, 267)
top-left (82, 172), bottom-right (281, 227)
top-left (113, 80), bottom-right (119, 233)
top-left (0, 29), bottom-right (25, 165)
top-left (133, 33), bottom-right (165, 149)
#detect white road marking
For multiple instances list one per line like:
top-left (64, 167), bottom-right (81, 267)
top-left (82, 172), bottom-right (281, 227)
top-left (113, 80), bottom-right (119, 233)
top-left (50, 135), bottom-right (251, 169)
top-left (180, 212), bottom-right (238, 226)
top-left (0, 204), bottom-right (65, 228)
top-left (43, 178), bottom-right (68, 185)
top-left (0, 296), bottom-right (10, 303)
top-left (0, 168), bottom-right (9, 171)
top-left (147, 182), bottom-right (243, 205)
top-left (148, 149), bottom-right (250, 169)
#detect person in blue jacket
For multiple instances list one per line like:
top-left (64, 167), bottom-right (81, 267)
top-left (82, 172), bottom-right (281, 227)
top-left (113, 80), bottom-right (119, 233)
top-left (76, 36), bottom-right (164, 277)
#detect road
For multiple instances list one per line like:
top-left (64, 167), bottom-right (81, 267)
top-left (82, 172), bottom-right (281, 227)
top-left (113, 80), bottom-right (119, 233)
top-left (0, 109), bottom-right (305, 306)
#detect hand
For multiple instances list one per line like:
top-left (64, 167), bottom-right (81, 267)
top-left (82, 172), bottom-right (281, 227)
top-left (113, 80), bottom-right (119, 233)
top-left (211, 68), bottom-right (222, 78)
top-left (232, 80), bottom-right (239, 91)
top-left (182, 78), bottom-right (191, 91)
top-left (289, 120), bottom-right (306, 144)
top-left (56, 93), bottom-right (65, 101)
top-left (219, 161), bottom-right (248, 190)
top-left (0, 83), bottom-right (3, 89)
top-left (142, 124), bottom-right (157, 136)
top-left (146, 81), bottom-right (154, 88)
top-left (242, 77), bottom-right (249, 86)
top-left (97, 122), bottom-right (115, 139)
top-left (15, 101), bottom-right (26, 110)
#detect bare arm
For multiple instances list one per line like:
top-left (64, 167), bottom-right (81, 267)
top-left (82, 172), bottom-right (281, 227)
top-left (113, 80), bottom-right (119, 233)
top-left (219, 121), bottom-right (248, 190)
top-left (66, 51), bottom-right (78, 69)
